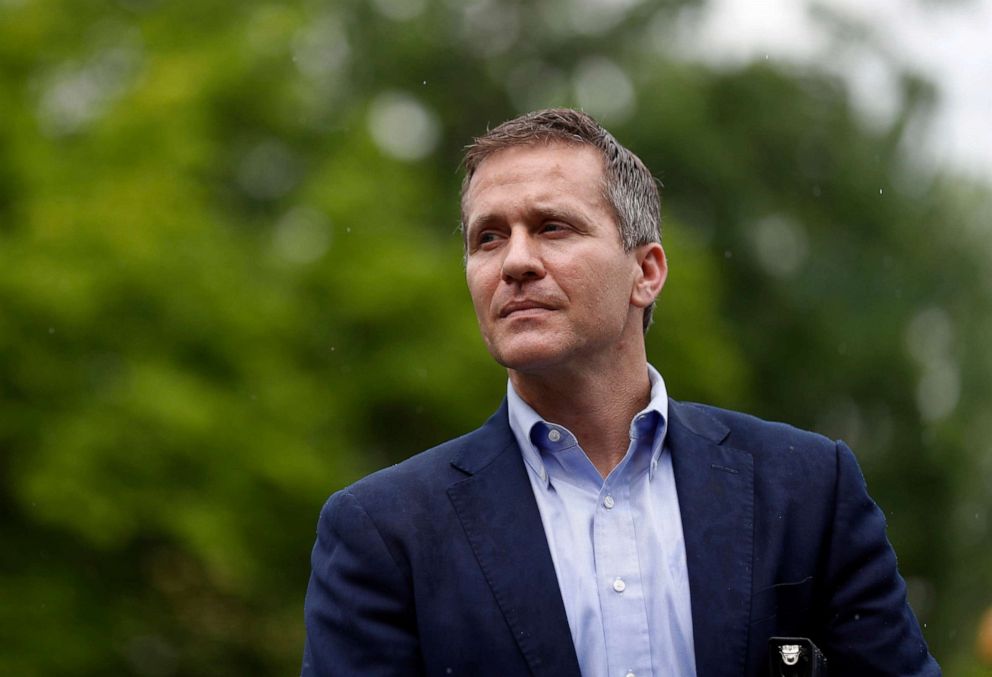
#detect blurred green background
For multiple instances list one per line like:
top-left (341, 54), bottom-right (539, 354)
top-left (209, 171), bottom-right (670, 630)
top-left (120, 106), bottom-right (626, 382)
top-left (2, 0), bottom-right (991, 674)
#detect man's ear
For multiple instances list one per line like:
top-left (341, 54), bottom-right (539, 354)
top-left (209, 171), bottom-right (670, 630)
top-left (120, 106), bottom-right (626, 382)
top-left (630, 242), bottom-right (667, 309)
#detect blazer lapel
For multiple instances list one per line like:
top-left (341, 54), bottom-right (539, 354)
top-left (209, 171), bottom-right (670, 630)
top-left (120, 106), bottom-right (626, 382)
top-left (447, 403), bottom-right (581, 677)
top-left (668, 400), bottom-right (755, 677)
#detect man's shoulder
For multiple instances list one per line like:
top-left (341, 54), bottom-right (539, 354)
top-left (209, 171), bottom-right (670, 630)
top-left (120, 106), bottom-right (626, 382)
top-left (670, 399), bottom-right (842, 469)
top-left (672, 399), bottom-right (857, 527)
top-left (353, 429), bottom-right (474, 487)
top-left (674, 399), bottom-right (831, 441)
top-left (335, 404), bottom-right (513, 506)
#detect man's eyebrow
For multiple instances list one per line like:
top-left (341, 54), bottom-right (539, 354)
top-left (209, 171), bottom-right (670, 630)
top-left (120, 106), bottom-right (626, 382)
top-left (533, 205), bottom-right (585, 224)
top-left (465, 213), bottom-right (504, 235)
top-left (468, 205), bottom-right (587, 231)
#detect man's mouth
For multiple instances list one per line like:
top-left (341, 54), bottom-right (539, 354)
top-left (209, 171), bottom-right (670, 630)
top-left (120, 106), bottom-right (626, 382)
top-left (499, 301), bottom-right (555, 318)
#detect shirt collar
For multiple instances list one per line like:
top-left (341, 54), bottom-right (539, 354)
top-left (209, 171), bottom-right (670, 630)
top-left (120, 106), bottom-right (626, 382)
top-left (506, 363), bottom-right (670, 487)
top-left (506, 380), bottom-right (551, 486)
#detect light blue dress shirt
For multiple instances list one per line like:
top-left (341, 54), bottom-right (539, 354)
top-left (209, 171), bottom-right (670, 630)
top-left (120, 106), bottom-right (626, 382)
top-left (507, 364), bottom-right (696, 677)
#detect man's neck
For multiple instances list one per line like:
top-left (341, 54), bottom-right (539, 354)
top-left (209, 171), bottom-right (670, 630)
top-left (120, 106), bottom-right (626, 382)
top-left (509, 356), bottom-right (652, 479)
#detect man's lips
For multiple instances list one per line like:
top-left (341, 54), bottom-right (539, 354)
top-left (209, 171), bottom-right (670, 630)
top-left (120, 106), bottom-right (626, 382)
top-left (498, 300), bottom-right (556, 318)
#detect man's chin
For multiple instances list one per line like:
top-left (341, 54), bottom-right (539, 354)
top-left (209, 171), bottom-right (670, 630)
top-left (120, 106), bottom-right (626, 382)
top-left (488, 344), bottom-right (569, 374)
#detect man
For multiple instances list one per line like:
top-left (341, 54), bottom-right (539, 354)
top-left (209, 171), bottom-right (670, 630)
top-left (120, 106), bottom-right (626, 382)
top-left (303, 109), bottom-right (940, 676)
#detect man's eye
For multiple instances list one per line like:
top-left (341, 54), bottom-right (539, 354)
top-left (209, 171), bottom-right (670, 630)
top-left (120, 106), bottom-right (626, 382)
top-left (474, 231), bottom-right (502, 249)
top-left (542, 222), bottom-right (567, 233)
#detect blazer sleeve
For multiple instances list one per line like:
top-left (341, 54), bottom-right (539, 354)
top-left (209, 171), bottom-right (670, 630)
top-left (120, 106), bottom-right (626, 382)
top-left (302, 490), bottom-right (424, 677)
top-left (820, 441), bottom-right (941, 676)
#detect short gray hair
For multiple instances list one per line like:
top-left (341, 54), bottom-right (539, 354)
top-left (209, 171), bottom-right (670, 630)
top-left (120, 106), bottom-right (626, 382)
top-left (460, 108), bottom-right (662, 332)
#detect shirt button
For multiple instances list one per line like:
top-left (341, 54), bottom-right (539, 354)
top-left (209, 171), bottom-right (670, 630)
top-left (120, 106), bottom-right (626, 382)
top-left (612, 577), bottom-right (626, 593)
top-left (548, 429), bottom-right (561, 442)
top-left (625, 672), bottom-right (636, 677)
top-left (603, 495), bottom-right (615, 509)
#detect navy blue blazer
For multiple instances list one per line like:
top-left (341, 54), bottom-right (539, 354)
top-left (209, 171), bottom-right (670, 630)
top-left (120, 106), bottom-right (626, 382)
top-left (303, 400), bottom-right (940, 676)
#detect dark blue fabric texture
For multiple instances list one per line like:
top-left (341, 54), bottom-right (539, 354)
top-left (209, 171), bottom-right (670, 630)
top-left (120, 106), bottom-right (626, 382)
top-left (302, 399), bottom-right (941, 677)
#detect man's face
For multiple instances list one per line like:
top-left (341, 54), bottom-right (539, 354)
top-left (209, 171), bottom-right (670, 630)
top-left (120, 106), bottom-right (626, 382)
top-left (463, 142), bottom-right (649, 375)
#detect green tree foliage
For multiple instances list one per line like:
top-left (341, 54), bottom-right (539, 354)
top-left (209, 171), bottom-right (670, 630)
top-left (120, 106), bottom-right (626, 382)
top-left (1, 0), bottom-right (989, 674)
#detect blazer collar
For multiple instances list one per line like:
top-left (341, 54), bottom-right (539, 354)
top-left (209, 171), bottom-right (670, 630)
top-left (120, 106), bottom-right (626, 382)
top-left (669, 400), bottom-right (755, 677)
top-left (447, 400), bottom-right (582, 676)
top-left (449, 400), bottom-right (517, 476)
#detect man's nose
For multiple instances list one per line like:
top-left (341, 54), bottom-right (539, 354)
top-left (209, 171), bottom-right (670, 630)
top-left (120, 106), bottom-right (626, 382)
top-left (501, 230), bottom-right (545, 282)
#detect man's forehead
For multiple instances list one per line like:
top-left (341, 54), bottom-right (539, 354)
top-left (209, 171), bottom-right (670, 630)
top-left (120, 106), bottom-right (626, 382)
top-left (470, 140), bottom-right (603, 176)
top-left (462, 148), bottom-right (615, 241)
top-left (464, 142), bottom-right (605, 202)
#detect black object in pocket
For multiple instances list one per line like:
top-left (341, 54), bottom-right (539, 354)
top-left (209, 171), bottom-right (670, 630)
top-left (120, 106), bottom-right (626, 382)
top-left (768, 637), bottom-right (827, 676)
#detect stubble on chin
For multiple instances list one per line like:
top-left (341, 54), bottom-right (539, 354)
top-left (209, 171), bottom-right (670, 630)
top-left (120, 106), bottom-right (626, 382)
top-left (485, 327), bottom-right (573, 375)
